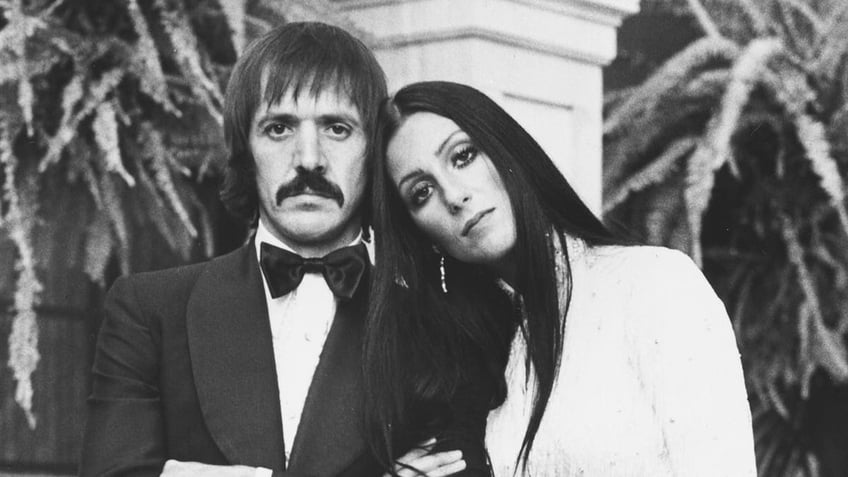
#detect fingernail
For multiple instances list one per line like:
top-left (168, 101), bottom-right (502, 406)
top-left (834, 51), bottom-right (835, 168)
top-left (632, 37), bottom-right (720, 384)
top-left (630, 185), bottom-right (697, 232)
top-left (425, 437), bottom-right (437, 445)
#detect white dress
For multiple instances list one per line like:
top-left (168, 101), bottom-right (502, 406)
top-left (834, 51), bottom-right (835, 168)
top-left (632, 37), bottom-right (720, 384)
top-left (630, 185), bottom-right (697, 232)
top-left (485, 239), bottom-right (757, 476)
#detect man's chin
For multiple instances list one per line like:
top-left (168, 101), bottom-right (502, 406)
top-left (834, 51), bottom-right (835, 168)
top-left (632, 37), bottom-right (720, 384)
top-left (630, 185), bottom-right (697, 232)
top-left (266, 211), bottom-right (352, 243)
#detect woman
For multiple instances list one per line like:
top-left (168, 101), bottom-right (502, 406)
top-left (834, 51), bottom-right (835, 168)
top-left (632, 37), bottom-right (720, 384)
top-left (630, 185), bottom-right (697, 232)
top-left (365, 81), bottom-right (757, 476)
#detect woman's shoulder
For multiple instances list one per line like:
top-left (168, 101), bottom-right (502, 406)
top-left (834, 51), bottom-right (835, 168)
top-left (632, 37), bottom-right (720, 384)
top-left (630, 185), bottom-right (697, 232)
top-left (575, 242), bottom-right (699, 285)
top-left (575, 243), bottom-right (724, 322)
top-left (585, 242), bottom-right (691, 265)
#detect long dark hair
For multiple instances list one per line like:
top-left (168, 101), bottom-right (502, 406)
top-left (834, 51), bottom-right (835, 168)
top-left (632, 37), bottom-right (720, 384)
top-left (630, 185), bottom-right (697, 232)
top-left (219, 21), bottom-right (387, 225)
top-left (364, 81), bottom-right (621, 470)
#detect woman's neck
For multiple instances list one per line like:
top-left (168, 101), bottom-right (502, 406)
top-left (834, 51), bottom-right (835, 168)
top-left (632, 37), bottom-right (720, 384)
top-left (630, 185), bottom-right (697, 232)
top-left (489, 250), bottom-right (517, 288)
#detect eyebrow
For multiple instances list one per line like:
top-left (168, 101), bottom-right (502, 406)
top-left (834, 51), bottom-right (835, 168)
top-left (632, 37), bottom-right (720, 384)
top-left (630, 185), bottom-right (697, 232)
top-left (435, 129), bottom-right (465, 157)
top-left (254, 112), bottom-right (362, 130)
top-left (397, 168), bottom-right (426, 191)
top-left (255, 113), bottom-right (297, 130)
top-left (317, 113), bottom-right (361, 128)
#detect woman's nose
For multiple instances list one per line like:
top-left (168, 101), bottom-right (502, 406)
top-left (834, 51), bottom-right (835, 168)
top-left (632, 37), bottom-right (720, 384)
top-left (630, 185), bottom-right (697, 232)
top-left (442, 179), bottom-right (471, 214)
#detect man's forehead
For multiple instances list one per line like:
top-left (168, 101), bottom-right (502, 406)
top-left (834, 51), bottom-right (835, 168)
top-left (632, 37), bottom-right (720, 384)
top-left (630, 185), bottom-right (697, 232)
top-left (257, 70), bottom-right (360, 116)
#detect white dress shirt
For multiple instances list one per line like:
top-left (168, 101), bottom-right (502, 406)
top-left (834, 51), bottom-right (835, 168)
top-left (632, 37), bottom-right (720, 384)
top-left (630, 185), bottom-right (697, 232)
top-left (253, 221), bottom-right (368, 477)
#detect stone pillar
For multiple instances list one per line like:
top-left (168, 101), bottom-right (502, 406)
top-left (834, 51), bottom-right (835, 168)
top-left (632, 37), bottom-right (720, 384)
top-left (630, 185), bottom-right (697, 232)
top-left (335, 0), bottom-right (639, 214)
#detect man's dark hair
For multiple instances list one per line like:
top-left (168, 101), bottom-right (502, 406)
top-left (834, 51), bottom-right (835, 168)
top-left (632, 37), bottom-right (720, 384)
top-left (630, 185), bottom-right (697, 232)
top-left (220, 21), bottom-right (388, 224)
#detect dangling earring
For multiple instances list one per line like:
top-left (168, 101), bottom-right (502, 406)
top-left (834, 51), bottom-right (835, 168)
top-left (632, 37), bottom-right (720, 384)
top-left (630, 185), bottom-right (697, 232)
top-left (433, 245), bottom-right (448, 294)
top-left (440, 254), bottom-right (448, 294)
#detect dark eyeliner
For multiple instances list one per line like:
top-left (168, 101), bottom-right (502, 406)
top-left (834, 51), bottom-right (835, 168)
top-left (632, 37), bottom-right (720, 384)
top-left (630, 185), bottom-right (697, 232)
top-left (452, 145), bottom-right (478, 168)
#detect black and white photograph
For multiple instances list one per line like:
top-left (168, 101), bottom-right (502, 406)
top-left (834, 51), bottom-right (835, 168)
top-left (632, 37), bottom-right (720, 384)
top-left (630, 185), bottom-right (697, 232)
top-left (1, 0), bottom-right (847, 476)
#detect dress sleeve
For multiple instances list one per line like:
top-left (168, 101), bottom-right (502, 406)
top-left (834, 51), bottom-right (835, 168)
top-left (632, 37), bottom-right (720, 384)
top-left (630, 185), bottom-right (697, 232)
top-left (431, 377), bottom-right (493, 477)
top-left (628, 249), bottom-right (757, 477)
top-left (79, 276), bottom-right (167, 477)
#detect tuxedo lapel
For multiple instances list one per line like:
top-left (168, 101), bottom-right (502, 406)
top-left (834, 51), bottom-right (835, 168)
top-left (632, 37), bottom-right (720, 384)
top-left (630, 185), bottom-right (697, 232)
top-left (287, 269), bottom-right (370, 476)
top-left (186, 244), bottom-right (286, 469)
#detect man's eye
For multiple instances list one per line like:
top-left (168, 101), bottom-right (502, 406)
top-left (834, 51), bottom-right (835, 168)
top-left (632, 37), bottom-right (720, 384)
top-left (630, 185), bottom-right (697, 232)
top-left (410, 183), bottom-right (433, 207)
top-left (264, 123), bottom-right (290, 138)
top-left (327, 124), bottom-right (351, 138)
top-left (452, 146), bottom-right (478, 168)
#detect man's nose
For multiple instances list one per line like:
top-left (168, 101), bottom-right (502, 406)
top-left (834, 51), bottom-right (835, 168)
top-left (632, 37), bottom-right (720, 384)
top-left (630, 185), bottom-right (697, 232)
top-left (293, 125), bottom-right (326, 172)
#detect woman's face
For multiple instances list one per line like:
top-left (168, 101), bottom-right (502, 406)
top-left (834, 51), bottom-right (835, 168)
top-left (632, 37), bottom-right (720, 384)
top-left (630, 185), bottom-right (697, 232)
top-left (386, 112), bottom-right (517, 268)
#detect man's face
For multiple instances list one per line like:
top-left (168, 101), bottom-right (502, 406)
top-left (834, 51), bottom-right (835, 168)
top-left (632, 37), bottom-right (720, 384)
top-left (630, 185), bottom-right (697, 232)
top-left (249, 86), bottom-right (368, 256)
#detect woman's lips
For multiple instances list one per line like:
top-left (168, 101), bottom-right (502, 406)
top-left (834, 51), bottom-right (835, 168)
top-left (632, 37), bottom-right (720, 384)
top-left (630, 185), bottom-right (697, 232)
top-left (462, 208), bottom-right (495, 236)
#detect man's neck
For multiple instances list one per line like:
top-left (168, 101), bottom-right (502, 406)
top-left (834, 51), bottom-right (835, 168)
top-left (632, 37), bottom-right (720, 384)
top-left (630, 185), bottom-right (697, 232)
top-left (257, 220), bottom-right (361, 258)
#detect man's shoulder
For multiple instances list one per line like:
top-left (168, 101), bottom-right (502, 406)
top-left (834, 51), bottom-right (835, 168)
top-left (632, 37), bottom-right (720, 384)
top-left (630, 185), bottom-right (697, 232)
top-left (112, 244), bottom-right (252, 300)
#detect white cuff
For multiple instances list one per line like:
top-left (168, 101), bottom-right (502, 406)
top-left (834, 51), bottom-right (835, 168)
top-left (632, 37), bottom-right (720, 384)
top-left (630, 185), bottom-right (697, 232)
top-left (254, 467), bottom-right (274, 477)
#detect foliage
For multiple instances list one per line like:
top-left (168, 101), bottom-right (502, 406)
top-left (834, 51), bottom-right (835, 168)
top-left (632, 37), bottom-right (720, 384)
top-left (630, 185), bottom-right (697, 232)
top-left (0, 0), bottom-right (246, 428)
top-left (604, 0), bottom-right (848, 475)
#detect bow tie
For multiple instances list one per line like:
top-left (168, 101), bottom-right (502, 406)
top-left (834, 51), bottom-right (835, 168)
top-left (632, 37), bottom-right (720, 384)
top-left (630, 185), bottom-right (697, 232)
top-left (260, 242), bottom-right (369, 300)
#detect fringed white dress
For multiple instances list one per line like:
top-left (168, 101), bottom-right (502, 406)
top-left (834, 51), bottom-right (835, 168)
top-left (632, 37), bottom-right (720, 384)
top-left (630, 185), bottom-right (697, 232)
top-left (485, 239), bottom-right (756, 476)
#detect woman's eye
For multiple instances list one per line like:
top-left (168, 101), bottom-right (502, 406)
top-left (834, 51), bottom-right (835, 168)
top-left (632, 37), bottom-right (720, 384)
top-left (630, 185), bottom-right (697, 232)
top-left (409, 183), bottom-right (433, 207)
top-left (452, 146), bottom-right (478, 168)
top-left (326, 124), bottom-right (351, 139)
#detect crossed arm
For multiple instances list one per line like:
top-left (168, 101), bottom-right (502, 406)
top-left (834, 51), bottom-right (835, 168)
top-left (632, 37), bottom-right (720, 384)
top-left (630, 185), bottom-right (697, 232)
top-left (160, 444), bottom-right (468, 477)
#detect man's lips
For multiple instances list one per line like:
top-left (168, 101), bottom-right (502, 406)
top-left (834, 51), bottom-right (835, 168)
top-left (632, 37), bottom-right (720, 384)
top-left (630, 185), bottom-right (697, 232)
top-left (462, 208), bottom-right (495, 236)
top-left (284, 188), bottom-right (334, 199)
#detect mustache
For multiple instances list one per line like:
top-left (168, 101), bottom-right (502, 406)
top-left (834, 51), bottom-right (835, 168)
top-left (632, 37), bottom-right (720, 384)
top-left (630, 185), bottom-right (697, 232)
top-left (275, 169), bottom-right (344, 207)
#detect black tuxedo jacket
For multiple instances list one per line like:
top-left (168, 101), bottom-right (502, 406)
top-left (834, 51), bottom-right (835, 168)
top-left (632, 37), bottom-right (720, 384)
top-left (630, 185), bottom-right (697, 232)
top-left (79, 243), bottom-right (383, 476)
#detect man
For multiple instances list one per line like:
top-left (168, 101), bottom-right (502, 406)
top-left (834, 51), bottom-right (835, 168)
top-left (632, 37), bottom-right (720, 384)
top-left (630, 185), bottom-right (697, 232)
top-left (80, 22), bottom-right (391, 476)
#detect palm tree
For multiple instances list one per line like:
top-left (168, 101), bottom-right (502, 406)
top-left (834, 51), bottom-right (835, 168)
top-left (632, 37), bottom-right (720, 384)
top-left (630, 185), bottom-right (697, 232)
top-left (604, 0), bottom-right (848, 475)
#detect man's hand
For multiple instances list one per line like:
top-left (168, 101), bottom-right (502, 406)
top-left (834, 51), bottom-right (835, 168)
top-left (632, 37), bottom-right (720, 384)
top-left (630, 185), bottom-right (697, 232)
top-left (384, 438), bottom-right (466, 477)
top-left (161, 460), bottom-right (258, 477)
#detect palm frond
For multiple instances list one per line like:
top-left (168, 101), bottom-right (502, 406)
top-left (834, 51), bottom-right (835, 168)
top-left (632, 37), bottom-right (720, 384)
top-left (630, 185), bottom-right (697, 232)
top-left (138, 122), bottom-right (198, 241)
top-left (685, 0), bottom-right (722, 38)
top-left (92, 100), bottom-right (135, 187)
top-left (643, 179), bottom-right (686, 246)
top-left (793, 114), bottom-right (848, 237)
top-left (605, 137), bottom-right (697, 212)
top-left (0, 1), bottom-right (46, 136)
top-left (82, 213), bottom-right (115, 286)
top-left (2, 120), bottom-right (42, 430)
top-left (123, 0), bottom-right (179, 116)
top-left (154, 0), bottom-right (223, 124)
top-left (133, 155), bottom-right (183, 255)
top-left (809, 2), bottom-right (848, 78)
top-left (605, 36), bottom-right (739, 136)
top-left (217, 0), bottom-right (246, 55)
top-left (738, 0), bottom-right (771, 36)
top-left (99, 171), bottom-right (130, 274)
top-left (781, 213), bottom-right (848, 394)
top-left (41, 69), bottom-right (125, 171)
top-left (684, 37), bottom-right (783, 264)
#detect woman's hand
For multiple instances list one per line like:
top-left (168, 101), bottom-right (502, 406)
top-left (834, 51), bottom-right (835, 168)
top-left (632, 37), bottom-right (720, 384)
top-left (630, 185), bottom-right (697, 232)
top-left (384, 438), bottom-right (467, 477)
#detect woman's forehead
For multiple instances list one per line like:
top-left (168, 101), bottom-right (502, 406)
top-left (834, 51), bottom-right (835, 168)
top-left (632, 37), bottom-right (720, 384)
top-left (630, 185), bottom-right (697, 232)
top-left (388, 113), bottom-right (460, 162)
top-left (393, 113), bottom-right (462, 151)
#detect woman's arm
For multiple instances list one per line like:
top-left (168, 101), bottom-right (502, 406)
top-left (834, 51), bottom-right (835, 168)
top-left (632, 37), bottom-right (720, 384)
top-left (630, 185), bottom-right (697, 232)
top-left (631, 248), bottom-right (756, 477)
top-left (389, 384), bottom-right (491, 477)
top-left (430, 379), bottom-right (492, 476)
